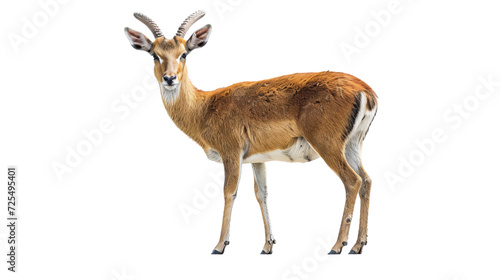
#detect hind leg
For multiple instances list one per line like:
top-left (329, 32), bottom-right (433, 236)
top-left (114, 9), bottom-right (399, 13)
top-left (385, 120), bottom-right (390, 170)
top-left (305, 136), bottom-right (362, 254)
top-left (349, 165), bottom-right (371, 254)
top-left (344, 139), bottom-right (372, 254)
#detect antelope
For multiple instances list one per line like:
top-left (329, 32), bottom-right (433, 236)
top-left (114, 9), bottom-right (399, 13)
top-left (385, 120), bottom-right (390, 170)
top-left (124, 10), bottom-right (378, 255)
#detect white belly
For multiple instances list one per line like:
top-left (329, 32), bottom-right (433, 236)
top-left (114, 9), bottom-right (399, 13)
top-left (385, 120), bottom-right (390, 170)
top-left (206, 137), bottom-right (319, 164)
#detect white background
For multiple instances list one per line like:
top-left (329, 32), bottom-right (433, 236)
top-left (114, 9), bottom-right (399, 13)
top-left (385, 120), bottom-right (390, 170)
top-left (1, 0), bottom-right (500, 279)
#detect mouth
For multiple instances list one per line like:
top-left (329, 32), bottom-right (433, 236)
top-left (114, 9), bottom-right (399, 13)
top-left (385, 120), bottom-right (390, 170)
top-left (162, 83), bottom-right (179, 90)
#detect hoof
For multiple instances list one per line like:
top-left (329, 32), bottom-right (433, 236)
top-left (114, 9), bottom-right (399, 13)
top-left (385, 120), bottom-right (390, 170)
top-left (260, 250), bottom-right (272, 254)
top-left (348, 249), bottom-right (359, 254)
top-left (328, 249), bottom-right (341, 255)
top-left (212, 241), bottom-right (229, 254)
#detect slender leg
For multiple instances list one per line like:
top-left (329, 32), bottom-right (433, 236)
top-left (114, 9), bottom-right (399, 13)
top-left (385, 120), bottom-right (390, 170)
top-left (349, 165), bottom-right (371, 254)
top-left (304, 137), bottom-right (362, 254)
top-left (344, 139), bottom-right (372, 254)
top-left (328, 160), bottom-right (361, 254)
top-left (212, 154), bottom-right (242, 254)
top-left (252, 163), bottom-right (276, 254)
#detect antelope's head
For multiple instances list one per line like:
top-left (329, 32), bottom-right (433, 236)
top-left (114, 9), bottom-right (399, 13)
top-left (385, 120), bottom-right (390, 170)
top-left (124, 11), bottom-right (211, 103)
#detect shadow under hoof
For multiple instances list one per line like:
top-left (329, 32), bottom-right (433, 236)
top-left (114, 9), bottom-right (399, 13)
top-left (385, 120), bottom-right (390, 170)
top-left (328, 249), bottom-right (341, 255)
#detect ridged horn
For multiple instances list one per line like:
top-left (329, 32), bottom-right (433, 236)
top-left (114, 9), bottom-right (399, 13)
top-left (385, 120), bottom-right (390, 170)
top-left (133, 12), bottom-right (164, 38)
top-left (175, 10), bottom-right (206, 38)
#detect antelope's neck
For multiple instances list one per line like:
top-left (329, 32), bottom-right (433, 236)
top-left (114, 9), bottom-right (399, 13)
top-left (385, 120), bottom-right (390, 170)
top-left (162, 75), bottom-right (208, 148)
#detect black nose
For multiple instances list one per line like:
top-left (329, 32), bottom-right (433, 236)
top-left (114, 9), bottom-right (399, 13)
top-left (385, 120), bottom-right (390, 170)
top-left (163, 76), bottom-right (176, 86)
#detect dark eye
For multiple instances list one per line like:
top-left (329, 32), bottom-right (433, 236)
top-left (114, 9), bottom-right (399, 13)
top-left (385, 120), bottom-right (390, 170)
top-left (180, 52), bottom-right (187, 60)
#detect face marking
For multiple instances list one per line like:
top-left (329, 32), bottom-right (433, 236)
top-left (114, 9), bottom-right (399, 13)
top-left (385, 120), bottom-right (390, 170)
top-left (127, 27), bottom-right (209, 105)
top-left (156, 55), bottom-right (163, 64)
top-left (177, 52), bottom-right (187, 64)
top-left (151, 38), bottom-right (189, 104)
top-left (179, 52), bottom-right (187, 61)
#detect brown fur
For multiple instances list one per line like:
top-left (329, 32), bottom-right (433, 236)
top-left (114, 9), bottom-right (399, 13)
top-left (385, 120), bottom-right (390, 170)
top-left (148, 36), bottom-right (378, 254)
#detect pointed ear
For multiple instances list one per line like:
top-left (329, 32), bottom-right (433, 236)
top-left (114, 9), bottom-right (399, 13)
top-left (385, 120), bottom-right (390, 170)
top-left (186, 24), bottom-right (212, 53)
top-left (124, 27), bottom-right (153, 52)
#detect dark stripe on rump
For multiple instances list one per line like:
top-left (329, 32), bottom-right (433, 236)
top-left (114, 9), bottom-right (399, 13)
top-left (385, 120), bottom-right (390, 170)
top-left (366, 90), bottom-right (377, 110)
top-left (343, 91), bottom-right (362, 140)
top-left (362, 107), bottom-right (377, 141)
